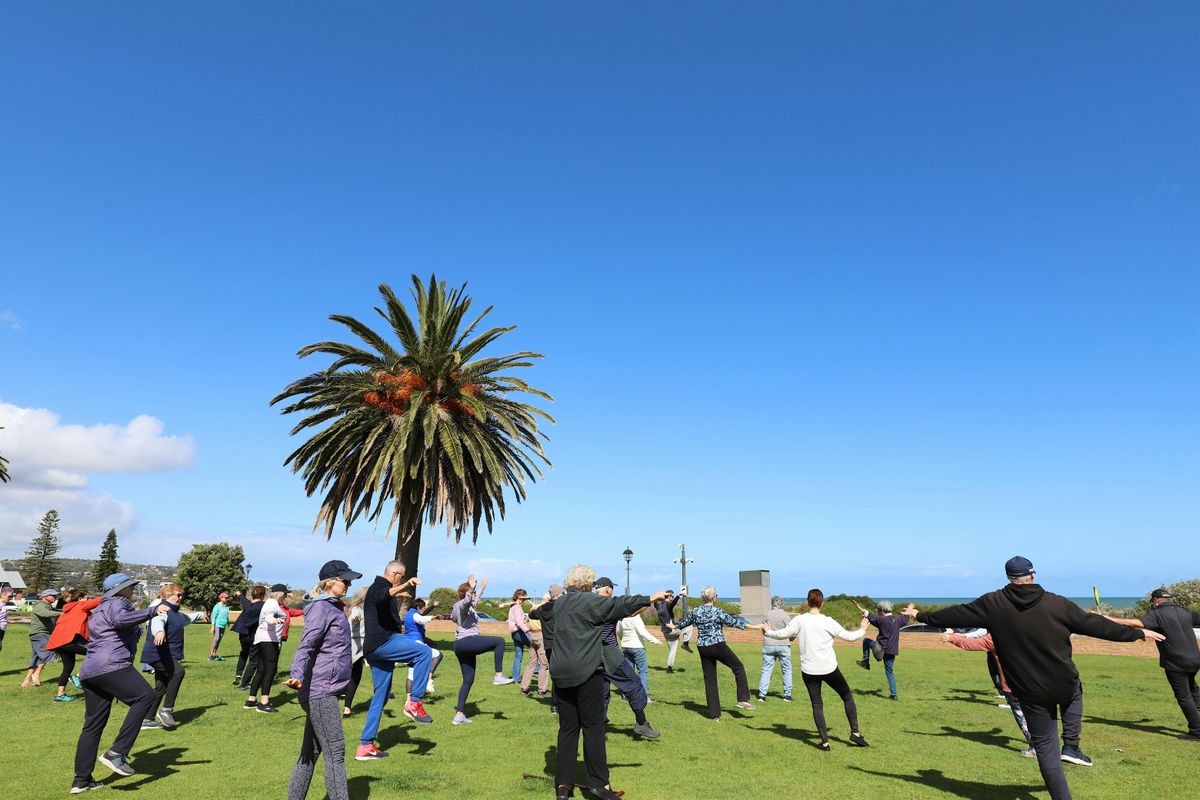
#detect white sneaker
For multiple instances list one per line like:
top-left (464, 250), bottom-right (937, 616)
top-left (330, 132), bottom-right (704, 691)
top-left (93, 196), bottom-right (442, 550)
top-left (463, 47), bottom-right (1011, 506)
top-left (452, 714), bottom-right (473, 725)
top-left (492, 676), bottom-right (514, 685)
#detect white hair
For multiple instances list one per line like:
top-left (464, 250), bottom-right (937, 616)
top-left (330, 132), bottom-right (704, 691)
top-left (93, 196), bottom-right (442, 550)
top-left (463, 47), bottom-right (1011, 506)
top-left (771, 596), bottom-right (785, 609)
top-left (700, 586), bottom-right (718, 602)
top-left (563, 564), bottom-right (596, 592)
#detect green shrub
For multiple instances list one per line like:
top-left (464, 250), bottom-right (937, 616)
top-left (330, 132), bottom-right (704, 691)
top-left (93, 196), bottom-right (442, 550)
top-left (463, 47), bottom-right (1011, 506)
top-left (1132, 579), bottom-right (1200, 616)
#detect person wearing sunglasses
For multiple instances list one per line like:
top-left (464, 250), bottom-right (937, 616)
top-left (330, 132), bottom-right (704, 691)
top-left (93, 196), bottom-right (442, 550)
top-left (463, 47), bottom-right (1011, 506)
top-left (286, 560), bottom-right (361, 800)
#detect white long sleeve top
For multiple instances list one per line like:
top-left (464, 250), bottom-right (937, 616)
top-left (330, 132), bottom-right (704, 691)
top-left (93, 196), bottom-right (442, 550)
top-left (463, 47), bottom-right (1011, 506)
top-left (764, 611), bottom-right (864, 675)
top-left (254, 598), bottom-right (286, 644)
top-left (616, 615), bottom-right (661, 649)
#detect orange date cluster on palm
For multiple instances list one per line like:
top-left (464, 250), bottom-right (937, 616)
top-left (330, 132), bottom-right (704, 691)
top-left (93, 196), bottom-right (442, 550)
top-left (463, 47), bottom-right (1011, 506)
top-left (362, 371), bottom-right (476, 417)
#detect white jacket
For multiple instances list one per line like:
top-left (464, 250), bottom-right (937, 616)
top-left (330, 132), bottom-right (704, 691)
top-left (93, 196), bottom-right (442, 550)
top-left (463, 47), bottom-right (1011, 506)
top-left (254, 598), bottom-right (286, 644)
top-left (616, 615), bottom-right (661, 649)
top-left (764, 611), bottom-right (864, 675)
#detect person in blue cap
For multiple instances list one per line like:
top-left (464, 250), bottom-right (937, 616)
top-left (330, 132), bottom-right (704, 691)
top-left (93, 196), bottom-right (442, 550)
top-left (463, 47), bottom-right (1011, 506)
top-left (902, 556), bottom-right (1165, 800)
top-left (70, 573), bottom-right (169, 794)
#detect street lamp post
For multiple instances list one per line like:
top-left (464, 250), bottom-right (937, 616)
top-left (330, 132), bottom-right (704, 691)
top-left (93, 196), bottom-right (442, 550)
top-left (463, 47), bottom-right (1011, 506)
top-left (245, 564), bottom-right (253, 585)
top-left (623, 547), bottom-right (633, 596)
top-left (674, 543), bottom-right (693, 615)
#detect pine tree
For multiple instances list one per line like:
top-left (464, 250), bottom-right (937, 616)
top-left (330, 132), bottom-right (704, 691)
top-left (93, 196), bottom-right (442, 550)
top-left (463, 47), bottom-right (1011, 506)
top-left (93, 529), bottom-right (121, 592)
top-left (22, 510), bottom-right (63, 592)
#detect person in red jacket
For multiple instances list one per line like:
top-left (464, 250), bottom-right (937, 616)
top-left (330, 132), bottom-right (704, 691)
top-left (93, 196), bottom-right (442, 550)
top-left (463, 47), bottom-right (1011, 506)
top-left (49, 589), bottom-right (103, 703)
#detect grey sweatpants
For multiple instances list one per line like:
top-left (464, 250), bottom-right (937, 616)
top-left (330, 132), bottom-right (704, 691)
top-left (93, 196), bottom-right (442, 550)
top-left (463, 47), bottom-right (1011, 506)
top-left (288, 695), bottom-right (348, 800)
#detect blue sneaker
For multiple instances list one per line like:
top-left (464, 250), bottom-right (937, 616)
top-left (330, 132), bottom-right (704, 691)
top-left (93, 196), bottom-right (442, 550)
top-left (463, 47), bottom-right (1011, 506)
top-left (70, 675), bottom-right (83, 689)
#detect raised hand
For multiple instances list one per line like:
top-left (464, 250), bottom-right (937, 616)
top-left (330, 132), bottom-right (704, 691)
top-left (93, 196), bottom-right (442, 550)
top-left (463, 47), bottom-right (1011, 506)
top-left (1143, 630), bottom-right (1167, 642)
top-left (902, 603), bottom-right (919, 619)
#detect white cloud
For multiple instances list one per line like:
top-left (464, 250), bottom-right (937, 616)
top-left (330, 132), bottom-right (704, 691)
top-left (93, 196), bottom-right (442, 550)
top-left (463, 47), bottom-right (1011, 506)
top-left (0, 403), bottom-right (194, 554)
top-left (0, 310), bottom-right (23, 332)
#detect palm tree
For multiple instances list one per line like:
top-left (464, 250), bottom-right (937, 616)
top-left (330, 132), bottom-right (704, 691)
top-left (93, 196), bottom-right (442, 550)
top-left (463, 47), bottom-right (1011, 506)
top-left (270, 275), bottom-right (554, 576)
top-left (0, 427), bottom-right (9, 483)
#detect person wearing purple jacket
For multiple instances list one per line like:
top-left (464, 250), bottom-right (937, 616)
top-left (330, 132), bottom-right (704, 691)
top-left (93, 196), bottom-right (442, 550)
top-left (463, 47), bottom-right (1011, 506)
top-left (285, 560), bottom-right (362, 800)
top-left (71, 573), bottom-right (169, 794)
top-left (855, 600), bottom-right (906, 700)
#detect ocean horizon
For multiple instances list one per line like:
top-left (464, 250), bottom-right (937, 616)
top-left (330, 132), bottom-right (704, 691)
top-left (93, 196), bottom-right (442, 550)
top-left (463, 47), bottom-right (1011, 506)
top-left (734, 596), bottom-right (1144, 610)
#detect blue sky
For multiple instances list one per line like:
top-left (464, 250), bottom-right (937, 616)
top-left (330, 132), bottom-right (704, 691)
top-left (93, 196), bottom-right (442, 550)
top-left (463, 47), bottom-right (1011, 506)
top-left (1, 3), bottom-right (1196, 599)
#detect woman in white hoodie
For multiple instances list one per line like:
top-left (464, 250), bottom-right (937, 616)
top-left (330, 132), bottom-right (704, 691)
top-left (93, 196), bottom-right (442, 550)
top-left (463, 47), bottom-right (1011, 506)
top-left (245, 583), bottom-right (287, 713)
top-left (757, 588), bottom-right (871, 751)
top-left (616, 610), bottom-right (661, 700)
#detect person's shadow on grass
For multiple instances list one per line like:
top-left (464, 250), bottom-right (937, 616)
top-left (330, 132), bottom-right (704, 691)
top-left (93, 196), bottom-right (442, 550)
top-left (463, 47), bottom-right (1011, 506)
top-left (750, 722), bottom-right (824, 748)
top-left (171, 702), bottom-right (223, 725)
top-left (849, 766), bottom-right (1042, 800)
top-left (906, 725), bottom-right (1021, 752)
top-left (108, 745), bottom-right (211, 790)
top-left (944, 688), bottom-right (1004, 706)
top-left (375, 724), bottom-right (436, 756)
top-left (462, 702), bottom-right (508, 721)
top-left (347, 775), bottom-right (381, 798)
top-left (1083, 715), bottom-right (1181, 738)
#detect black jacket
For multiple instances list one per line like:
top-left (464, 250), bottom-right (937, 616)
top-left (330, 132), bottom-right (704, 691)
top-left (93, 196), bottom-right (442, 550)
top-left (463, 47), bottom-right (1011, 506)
top-left (232, 599), bottom-right (262, 635)
top-left (918, 583), bottom-right (1142, 703)
top-left (363, 576), bottom-right (404, 656)
top-left (1139, 602), bottom-right (1200, 672)
top-left (549, 589), bottom-right (650, 689)
top-left (530, 598), bottom-right (556, 650)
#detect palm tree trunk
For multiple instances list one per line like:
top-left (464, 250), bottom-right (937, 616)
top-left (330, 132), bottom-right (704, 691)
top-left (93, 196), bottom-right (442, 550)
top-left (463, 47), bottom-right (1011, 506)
top-left (394, 527), bottom-right (422, 579)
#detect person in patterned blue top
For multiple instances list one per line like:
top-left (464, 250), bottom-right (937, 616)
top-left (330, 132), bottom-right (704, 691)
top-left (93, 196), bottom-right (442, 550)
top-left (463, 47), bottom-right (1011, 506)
top-left (672, 587), bottom-right (754, 719)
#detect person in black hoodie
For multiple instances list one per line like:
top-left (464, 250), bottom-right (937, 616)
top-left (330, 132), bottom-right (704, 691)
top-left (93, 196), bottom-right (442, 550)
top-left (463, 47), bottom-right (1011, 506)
top-left (1104, 587), bottom-right (1200, 740)
top-left (903, 556), bottom-right (1164, 800)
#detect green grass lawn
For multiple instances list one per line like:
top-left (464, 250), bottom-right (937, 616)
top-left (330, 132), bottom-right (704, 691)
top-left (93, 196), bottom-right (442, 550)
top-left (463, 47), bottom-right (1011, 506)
top-left (1, 626), bottom-right (1193, 799)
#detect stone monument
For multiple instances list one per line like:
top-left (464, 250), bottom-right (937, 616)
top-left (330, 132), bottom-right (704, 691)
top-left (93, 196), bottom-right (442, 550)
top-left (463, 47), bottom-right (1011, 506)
top-left (739, 569), bottom-right (771, 623)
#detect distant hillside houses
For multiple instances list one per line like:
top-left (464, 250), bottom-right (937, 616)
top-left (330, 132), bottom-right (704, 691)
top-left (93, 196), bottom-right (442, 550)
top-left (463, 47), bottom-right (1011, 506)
top-left (0, 568), bottom-right (27, 591)
top-left (1, 558), bottom-right (175, 596)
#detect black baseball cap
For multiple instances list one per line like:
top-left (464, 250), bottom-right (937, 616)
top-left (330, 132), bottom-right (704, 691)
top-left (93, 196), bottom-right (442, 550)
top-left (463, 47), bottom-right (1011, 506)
top-left (1150, 588), bottom-right (1173, 600)
top-left (319, 560), bottom-right (363, 581)
top-left (1004, 556), bottom-right (1035, 578)
top-left (269, 583), bottom-right (289, 594)
top-left (595, 576), bottom-right (615, 589)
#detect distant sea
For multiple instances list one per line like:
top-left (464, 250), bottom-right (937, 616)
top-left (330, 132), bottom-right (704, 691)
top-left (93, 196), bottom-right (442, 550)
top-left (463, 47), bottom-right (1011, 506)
top-left (767, 596), bottom-right (1143, 610)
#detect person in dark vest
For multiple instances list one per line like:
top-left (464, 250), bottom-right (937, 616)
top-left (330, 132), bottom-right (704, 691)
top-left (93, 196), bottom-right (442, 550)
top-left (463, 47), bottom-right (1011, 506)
top-left (140, 583), bottom-right (207, 730)
top-left (593, 577), bottom-right (660, 739)
top-left (71, 573), bottom-right (169, 794)
top-left (1105, 587), bottom-right (1200, 740)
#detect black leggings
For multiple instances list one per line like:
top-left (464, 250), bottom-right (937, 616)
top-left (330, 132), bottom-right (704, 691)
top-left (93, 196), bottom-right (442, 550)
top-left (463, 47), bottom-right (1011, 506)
top-left (55, 638), bottom-right (88, 687)
top-left (249, 642), bottom-right (281, 696)
top-left (453, 635), bottom-right (505, 712)
top-left (236, 633), bottom-right (257, 681)
top-left (343, 658), bottom-right (365, 710)
top-left (698, 641), bottom-right (751, 719)
top-left (802, 668), bottom-right (858, 743)
top-left (150, 659), bottom-right (186, 713)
